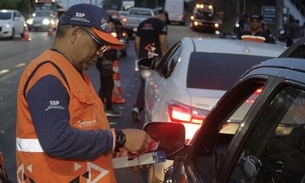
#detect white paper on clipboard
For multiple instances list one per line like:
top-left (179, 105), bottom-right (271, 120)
top-left (112, 151), bottom-right (166, 169)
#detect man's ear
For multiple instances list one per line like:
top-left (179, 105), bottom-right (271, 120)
top-left (70, 26), bottom-right (81, 44)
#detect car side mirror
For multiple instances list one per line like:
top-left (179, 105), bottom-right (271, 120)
top-left (137, 57), bottom-right (154, 79)
top-left (143, 122), bottom-right (185, 159)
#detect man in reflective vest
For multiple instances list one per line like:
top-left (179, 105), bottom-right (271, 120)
top-left (16, 4), bottom-right (151, 183)
top-left (238, 15), bottom-right (272, 43)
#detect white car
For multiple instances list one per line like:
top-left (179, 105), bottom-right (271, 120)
top-left (0, 9), bottom-right (26, 39)
top-left (138, 37), bottom-right (287, 183)
top-left (26, 10), bottom-right (58, 31)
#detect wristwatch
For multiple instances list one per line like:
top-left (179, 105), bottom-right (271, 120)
top-left (115, 129), bottom-right (126, 152)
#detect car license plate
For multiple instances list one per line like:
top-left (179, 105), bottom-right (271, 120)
top-left (34, 24), bottom-right (41, 27)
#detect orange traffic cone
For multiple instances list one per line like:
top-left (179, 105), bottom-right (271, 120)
top-left (112, 60), bottom-right (125, 104)
top-left (23, 26), bottom-right (30, 41)
top-left (48, 24), bottom-right (54, 36)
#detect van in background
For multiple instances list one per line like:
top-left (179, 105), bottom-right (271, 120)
top-left (164, 0), bottom-right (186, 25)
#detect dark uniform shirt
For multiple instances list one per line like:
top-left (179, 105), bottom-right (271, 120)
top-left (136, 17), bottom-right (167, 58)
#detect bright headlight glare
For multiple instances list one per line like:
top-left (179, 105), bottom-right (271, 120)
top-left (4, 23), bottom-right (10, 27)
top-left (42, 19), bottom-right (50, 25)
top-left (214, 23), bottom-right (219, 28)
top-left (27, 19), bottom-right (33, 24)
top-left (51, 19), bottom-right (55, 25)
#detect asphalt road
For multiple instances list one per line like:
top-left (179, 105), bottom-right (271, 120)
top-left (0, 24), bottom-right (216, 183)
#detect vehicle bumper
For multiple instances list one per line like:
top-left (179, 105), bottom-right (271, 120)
top-left (190, 20), bottom-right (221, 30)
top-left (27, 23), bottom-right (55, 30)
top-left (0, 27), bottom-right (12, 38)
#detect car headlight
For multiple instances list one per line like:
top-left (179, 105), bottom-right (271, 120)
top-left (3, 23), bottom-right (10, 27)
top-left (194, 21), bottom-right (199, 26)
top-left (42, 19), bottom-right (50, 25)
top-left (26, 19), bottom-right (33, 25)
top-left (235, 23), bottom-right (240, 27)
top-left (214, 23), bottom-right (219, 28)
top-left (51, 19), bottom-right (55, 25)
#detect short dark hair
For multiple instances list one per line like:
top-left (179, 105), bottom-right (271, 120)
top-left (55, 25), bottom-right (71, 38)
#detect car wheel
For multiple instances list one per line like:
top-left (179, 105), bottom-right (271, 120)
top-left (20, 27), bottom-right (25, 38)
top-left (10, 28), bottom-right (15, 39)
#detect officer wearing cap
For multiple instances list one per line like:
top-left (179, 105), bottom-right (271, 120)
top-left (16, 4), bottom-right (151, 183)
top-left (132, 8), bottom-right (169, 121)
top-left (238, 14), bottom-right (273, 43)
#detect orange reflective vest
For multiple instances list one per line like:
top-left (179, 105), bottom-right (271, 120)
top-left (16, 50), bottom-right (116, 183)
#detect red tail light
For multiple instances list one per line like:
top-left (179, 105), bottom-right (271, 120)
top-left (111, 32), bottom-right (117, 37)
top-left (168, 100), bottom-right (209, 124)
top-left (179, 14), bottom-right (184, 18)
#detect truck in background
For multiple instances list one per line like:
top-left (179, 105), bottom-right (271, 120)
top-left (122, 0), bottom-right (134, 11)
top-left (190, 2), bottom-right (222, 32)
top-left (124, 7), bottom-right (155, 38)
top-left (164, 0), bottom-right (186, 25)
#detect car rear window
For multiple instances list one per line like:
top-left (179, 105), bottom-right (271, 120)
top-left (187, 52), bottom-right (271, 90)
top-left (130, 9), bottom-right (151, 16)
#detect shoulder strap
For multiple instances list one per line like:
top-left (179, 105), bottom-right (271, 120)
top-left (23, 60), bottom-right (70, 100)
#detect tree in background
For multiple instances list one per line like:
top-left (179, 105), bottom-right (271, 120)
top-left (102, 0), bottom-right (122, 10)
top-left (134, 0), bottom-right (165, 8)
top-left (0, 0), bottom-right (33, 17)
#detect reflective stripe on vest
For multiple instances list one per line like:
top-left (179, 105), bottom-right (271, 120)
top-left (241, 35), bottom-right (266, 42)
top-left (16, 138), bottom-right (43, 152)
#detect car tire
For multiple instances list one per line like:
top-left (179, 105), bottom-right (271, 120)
top-left (20, 27), bottom-right (25, 38)
top-left (9, 28), bottom-right (15, 39)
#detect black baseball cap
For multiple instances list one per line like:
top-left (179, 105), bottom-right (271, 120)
top-left (155, 8), bottom-right (169, 21)
top-left (58, 4), bottom-right (124, 49)
top-left (250, 15), bottom-right (261, 21)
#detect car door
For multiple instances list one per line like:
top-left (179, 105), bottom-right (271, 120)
top-left (216, 79), bottom-right (305, 182)
top-left (13, 11), bottom-right (23, 33)
top-left (144, 42), bottom-right (181, 122)
top-left (171, 77), bottom-right (267, 183)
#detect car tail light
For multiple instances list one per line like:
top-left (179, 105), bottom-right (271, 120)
top-left (122, 18), bottom-right (127, 23)
top-left (179, 14), bottom-right (184, 18)
top-left (111, 32), bottom-right (117, 37)
top-left (246, 87), bottom-right (263, 103)
top-left (168, 100), bottom-right (209, 124)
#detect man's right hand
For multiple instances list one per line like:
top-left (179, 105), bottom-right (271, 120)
top-left (121, 129), bottom-right (152, 154)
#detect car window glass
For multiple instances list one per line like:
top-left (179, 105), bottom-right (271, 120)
top-left (228, 85), bottom-right (305, 183)
top-left (194, 81), bottom-right (265, 180)
top-left (187, 53), bottom-right (271, 90)
top-left (156, 43), bottom-right (180, 74)
top-left (161, 44), bottom-right (182, 78)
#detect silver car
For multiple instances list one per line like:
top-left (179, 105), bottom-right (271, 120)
top-left (138, 37), bottom-right (287, 183)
